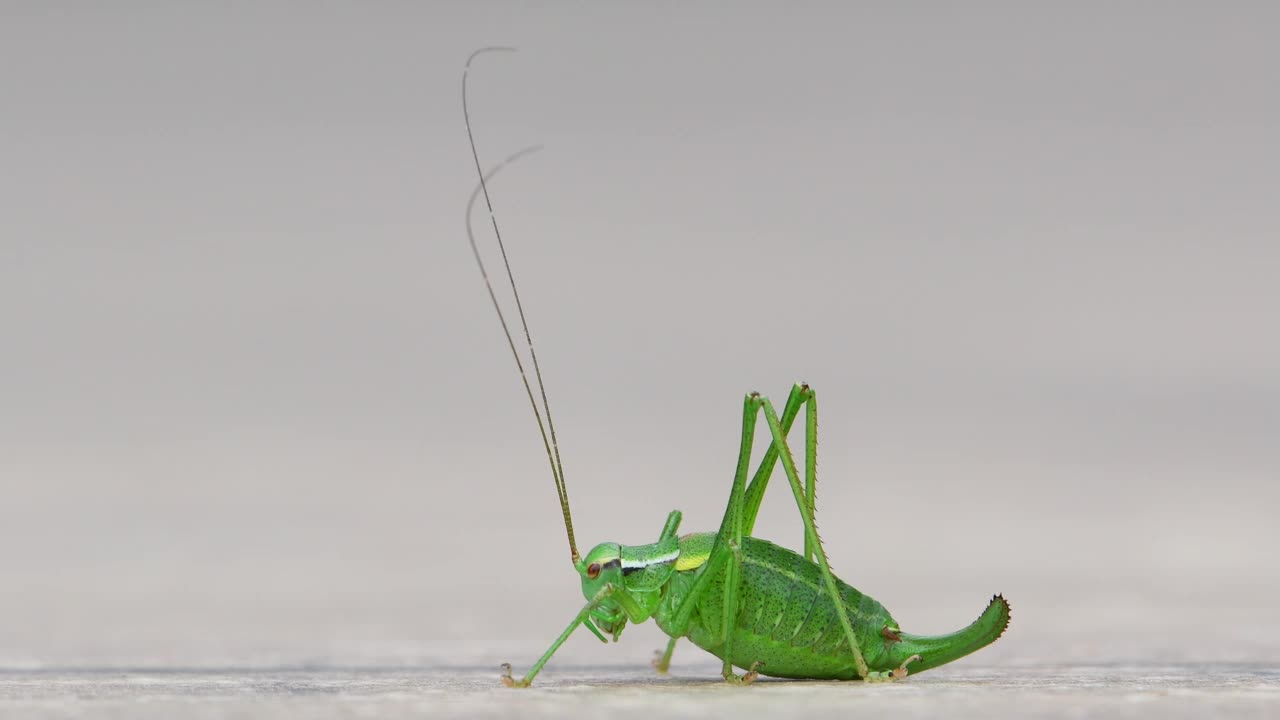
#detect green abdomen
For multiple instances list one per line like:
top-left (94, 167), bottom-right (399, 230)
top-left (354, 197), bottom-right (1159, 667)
top-left (658, 536), bottom-right (900, 680)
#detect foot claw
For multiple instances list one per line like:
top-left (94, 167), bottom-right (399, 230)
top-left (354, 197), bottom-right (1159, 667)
top-left (500, 662), bottom-right (529, 688)
top-left (891, 654), bottom-right (921, 680)
top-left (725, 661), bottom-right (763, 685)
top-left (651, 649), bottom-right (670, 674)
top-left (864, 654), bottom-right (921, 683)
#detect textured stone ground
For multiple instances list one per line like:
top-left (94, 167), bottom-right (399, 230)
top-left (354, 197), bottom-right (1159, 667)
top-left (1, 663), bottom-right (1276, 719)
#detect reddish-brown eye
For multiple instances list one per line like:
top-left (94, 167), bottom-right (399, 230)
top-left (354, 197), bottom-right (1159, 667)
top-left (587, 563), bottom-right (601, 579)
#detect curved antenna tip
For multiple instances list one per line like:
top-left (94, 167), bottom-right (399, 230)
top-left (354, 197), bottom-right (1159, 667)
top-left (466, 46), bottom-right (518, 68)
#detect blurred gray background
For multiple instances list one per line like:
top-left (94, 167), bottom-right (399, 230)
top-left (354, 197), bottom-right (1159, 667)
top-left (1, 0), bottom-right (1277, 690)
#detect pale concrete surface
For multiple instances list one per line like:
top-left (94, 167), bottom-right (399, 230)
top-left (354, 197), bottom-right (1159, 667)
top-left (1, 663), bottom-right (1277, 719)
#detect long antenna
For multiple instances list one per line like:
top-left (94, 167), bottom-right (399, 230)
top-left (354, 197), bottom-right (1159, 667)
top-left (463, 47), bottom-right (579, 565)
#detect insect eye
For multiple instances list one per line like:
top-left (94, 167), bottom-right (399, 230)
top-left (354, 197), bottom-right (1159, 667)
top-left (587, 563), bottom-right (601, 579)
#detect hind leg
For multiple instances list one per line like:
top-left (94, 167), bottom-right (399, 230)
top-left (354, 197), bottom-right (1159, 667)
top-left (757, 392), bottom-right (872, 679)
top-left (741, 383), bottom-right (812, 557)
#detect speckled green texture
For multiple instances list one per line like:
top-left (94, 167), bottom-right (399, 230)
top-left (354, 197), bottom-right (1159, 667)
top-left (655, 534), bottom-right (1008, 679)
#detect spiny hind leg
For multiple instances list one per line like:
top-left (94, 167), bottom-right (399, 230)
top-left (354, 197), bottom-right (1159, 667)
top-left (798, 385), bottom-right (818, 561)
top-left (652, 637), bottom-right (678, 674)
top-left (740, 383), bottom-right (821, 561)
top-left (758, 395), bottom-right (872, 679)
top-left (675, 392), bottom-right (811, 685)
top-left (741, 383), bottom-right (810, 542)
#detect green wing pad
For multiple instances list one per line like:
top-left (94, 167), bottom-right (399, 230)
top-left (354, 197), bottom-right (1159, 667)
top-left (675, 532), bottom-right (717, 572)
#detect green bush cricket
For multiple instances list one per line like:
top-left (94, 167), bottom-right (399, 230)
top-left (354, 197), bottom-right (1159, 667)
top-left (463, 48), bottom-right (1010, 687)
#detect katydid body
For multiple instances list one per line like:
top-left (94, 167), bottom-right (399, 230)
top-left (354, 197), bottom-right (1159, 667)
top-left (462, 48), bottom-right (1010, 687)
top-left (501, 385), bottom-right (1009, 686)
